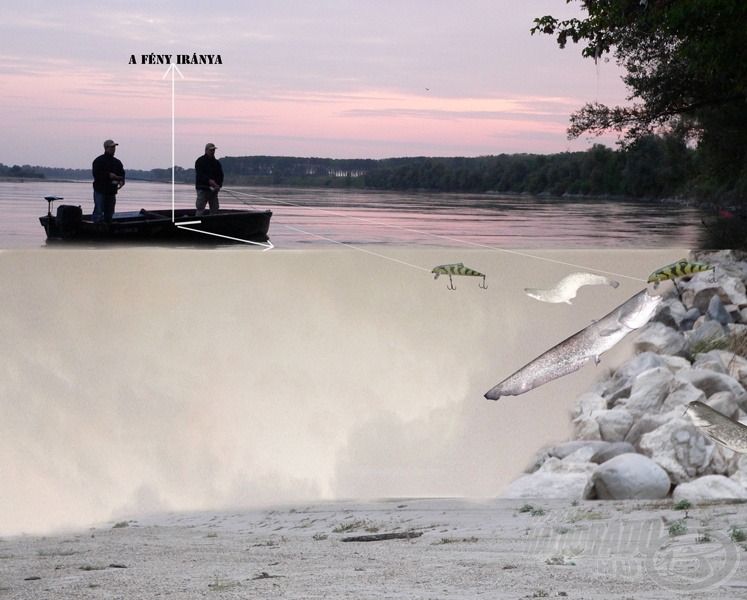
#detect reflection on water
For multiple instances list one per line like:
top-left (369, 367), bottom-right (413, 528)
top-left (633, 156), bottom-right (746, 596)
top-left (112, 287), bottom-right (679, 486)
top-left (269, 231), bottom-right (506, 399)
top-left (0, 180), bottom-right (715, 248)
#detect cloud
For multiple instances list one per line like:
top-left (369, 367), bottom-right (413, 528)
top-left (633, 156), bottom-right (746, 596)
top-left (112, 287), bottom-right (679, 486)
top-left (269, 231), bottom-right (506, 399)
top-left (0, 1), bottom-right (629, 167)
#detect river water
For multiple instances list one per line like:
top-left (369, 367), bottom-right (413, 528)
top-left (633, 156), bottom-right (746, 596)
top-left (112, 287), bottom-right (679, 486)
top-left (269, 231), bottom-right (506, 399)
top-left (0, 179), bottom-right (708, 249)
top-left (0, 178), bottom-right (718, 536)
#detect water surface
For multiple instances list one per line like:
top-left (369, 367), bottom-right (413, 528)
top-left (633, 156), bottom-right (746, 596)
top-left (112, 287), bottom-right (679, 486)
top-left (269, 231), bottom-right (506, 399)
top-left (0, 180), bottom-right (707, 249)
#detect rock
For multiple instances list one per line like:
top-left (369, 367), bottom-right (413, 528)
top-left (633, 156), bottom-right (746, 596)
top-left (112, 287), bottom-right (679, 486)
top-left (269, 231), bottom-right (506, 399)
top-left (712, 351), bottom-right (747, 381)
top-left (544, 254), bottom-right (747, 503)
top-left (570, 392), bottom-right (608, 420)
top-left (639, 417), bottom-right (717, 484)
top-left (539, 441), bottom-right (636, 466)
top-left (599, 352), bottom-right (669, 401)
top-left (544, 441), bottom-right (611, 461)
top-left (727, 323), bottom-right (747, 344)
top-left (590, 409), bottom-right (635, 443)
top-left (673, 475), bottom-right (747, 501)
top-left (502, 452), bottom-right (597, 500)
top-left (652, 298), bottom-right (687, 330)
top-left (681, 274), bottom-right (747, 313)
top-left (538, 456), bottom-right (597, 477)
top-left (661, 380), bottom-right (707, 413)
top-left (660, 355), bottom-right (694, 373)
top-left (625, 412), bottom-right (675, 451)
top-left (729, 455), bottom-right (747, 488)
top-left (500, 471), bottom-right (593, 500)
top-left (634, 323), bottom-right (688, 357)
top-left (590, 441), bottom-right (636, 464)
top-left (692, 350), bottom-right (727, 374)
top-left (706, 294), bottom-right (734, 326)
top-left (704, 391), bottom-right (740, 420)
top-left (679, 307), bottom-right (701, 331)
top-left (674, 368), bottom-right (747, 410)
top-left (592, 453), bottom-right (672, 500)
top-left (685, 320), bottom-right (727, 355)
top-left (562, 447), bottom-right (596, 463)
top-left (572, 415), bottom-right (602, 441)
top-left (622, 367), bottom-right (673, 415)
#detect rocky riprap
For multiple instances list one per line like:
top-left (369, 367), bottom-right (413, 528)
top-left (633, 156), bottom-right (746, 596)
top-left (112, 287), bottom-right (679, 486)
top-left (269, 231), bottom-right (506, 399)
top-left (503, 250), bottom-right (747, 502)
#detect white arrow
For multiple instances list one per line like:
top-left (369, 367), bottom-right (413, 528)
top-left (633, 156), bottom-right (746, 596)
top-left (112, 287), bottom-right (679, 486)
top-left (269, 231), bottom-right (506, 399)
top-left (162, 64), bottom-right (184, 221)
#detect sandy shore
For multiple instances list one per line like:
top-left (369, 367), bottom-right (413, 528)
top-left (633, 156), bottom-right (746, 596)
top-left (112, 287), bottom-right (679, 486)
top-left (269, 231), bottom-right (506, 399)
top-left (2, 498), bottom-right (747, 599)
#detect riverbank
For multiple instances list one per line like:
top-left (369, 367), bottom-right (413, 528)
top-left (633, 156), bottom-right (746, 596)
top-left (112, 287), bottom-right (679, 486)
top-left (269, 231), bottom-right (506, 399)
top-left (2, 497), bottom-right (746, 599)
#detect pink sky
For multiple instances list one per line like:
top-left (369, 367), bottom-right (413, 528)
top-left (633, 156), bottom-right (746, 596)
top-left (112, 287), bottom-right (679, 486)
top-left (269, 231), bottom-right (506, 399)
top-left (0, 1), bottom-right (629, 170)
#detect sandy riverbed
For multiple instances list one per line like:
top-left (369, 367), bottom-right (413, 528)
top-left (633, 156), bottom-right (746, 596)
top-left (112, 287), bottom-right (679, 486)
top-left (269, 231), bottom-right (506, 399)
top-left (2, 497), bottom-right (747, 599)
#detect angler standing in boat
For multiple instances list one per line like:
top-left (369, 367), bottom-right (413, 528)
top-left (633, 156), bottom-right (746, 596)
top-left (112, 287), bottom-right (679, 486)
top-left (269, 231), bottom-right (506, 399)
top-left (92, 139), bottom-right (125, 222)
top-left (195, 142), bottom-right (224, 216)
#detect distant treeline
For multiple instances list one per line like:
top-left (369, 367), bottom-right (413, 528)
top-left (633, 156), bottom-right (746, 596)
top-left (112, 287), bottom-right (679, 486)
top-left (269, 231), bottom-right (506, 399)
top-left (0, 163), bottom-right (45, 179)
top-left (222, 136), bottom-right (737, 202)
top-left (8, 134), bottom-right (742, 204)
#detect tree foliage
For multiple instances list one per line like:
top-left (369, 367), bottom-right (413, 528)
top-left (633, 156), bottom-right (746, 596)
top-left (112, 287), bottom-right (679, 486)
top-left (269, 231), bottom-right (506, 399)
top-left (532, 0), bottom-right (747, 201)
top-left (0, 163), bottom-right (45, 178)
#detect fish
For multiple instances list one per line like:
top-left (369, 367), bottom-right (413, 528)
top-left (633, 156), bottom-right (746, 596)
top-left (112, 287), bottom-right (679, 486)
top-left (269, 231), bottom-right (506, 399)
top-left (432, 263), bottom-right (487, 290)
top-left (524, 272), bottom-right (619, 304)
top-left (684, 401), bottom-right (747, 454)
top-left (647, 258), bottom-right (714, 283)
top-left (484, 288), bottom-right (662, 400)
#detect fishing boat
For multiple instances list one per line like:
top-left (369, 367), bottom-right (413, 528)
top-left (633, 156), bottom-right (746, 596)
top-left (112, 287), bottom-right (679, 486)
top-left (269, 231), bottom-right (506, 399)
top-left (39, 196), bottom-right (272, 244)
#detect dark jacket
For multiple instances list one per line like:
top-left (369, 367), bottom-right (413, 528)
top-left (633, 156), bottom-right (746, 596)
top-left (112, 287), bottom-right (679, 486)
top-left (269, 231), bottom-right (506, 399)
top-left (92, 153), bottom-right (125, 194)
top-left (195, 154), bottom-right (224, 190)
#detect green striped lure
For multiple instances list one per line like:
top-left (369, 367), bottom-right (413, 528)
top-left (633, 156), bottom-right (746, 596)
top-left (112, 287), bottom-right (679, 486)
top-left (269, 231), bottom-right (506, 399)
top-left (431, 263), bottom-right (487, 290)
top-left (647, 258), bottom-right (715, 285)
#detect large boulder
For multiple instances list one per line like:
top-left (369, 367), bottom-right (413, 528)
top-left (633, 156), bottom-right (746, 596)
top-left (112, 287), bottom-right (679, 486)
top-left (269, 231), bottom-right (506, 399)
top-left (592, 453), bottom-right (671, 500)
top-left (531, 440), bottom-right (635, 472)
top-left (625, 413), bottom-right (674, 451)
top-left (500, 472), bottom-right (592, 499)
top-left (590, 409), bottom-right (635, 443)
top-left (660, 380), bottom-right (707, 413)
top-left (634, 323), bottom-right (688, 357)
top-left (570, 392), bottom-right (608, 420)
top-left (704, 391), bottom-right (741, 420)
top-left (638, 416), bottom-right (718, 483)
top-left (681, 274), bottom-right (747, 313)
top-left (571, 415), bottom-right (602, 441)
top-left (621, 367), bottom-right (673, 415)
top-left (501, 453), bottom-right (596, 500)
top-left (674, 368), bottom-right (747, 411)
top-left (591, 442), bottom-right (636, 464)
top-left (673, 475), bottom-right (747, 501)
top-left (598, 352), bottom-right (669, 402)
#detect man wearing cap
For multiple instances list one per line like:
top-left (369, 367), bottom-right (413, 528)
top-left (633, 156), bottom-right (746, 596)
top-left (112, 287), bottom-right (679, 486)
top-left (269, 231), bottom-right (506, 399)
top-left (92, 139), bottom-right (125, 222)
top-left (194, 143), bottom-right (224, 216)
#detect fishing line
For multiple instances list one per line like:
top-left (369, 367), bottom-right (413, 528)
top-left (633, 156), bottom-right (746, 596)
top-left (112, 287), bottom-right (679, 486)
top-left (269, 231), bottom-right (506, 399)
top-left (223, 188), bottom-right (647, 283)
top-left (278, 223), bottom-right (432, 273)
top-left (224, 189), bottom-right (432, 270)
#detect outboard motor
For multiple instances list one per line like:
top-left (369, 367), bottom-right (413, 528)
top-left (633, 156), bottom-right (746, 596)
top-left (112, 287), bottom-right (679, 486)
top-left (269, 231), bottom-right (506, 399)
top-left (55, 204), bottom-right (83, 237)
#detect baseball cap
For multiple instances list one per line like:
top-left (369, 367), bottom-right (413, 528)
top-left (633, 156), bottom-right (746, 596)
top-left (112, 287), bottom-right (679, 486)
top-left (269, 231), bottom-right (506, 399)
top-left (205, 143), bottom-right (217, 150)
top-left (103, 139), bottom-right (118, 148)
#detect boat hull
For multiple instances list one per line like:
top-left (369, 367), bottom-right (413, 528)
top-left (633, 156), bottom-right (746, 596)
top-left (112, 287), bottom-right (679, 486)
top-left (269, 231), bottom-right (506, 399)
top-left (40, 207), bottom-right (272, 244)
